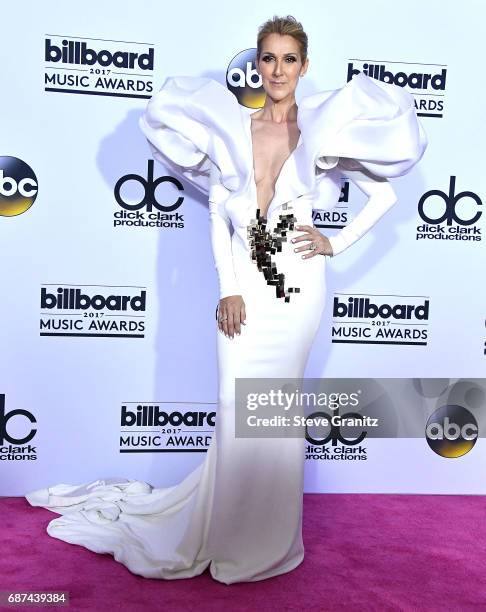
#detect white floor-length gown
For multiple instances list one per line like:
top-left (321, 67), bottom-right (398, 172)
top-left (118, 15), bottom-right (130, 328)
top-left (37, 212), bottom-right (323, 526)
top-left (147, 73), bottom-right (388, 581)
top-left (25, 73), bottom-right (427, 584)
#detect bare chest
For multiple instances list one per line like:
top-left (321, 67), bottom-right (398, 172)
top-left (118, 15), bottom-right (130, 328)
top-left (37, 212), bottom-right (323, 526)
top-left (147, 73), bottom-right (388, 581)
top-left (250, 117), bottom-right (301, 217)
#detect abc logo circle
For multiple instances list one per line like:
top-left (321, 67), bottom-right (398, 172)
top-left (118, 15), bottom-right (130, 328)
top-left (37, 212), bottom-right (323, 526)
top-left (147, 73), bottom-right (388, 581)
top-left (0, 156), bottom-right (38, 217)
top-left (226, 48), bottom-right (266, 109)
top-left (425, 404), bottom-right (478, 458)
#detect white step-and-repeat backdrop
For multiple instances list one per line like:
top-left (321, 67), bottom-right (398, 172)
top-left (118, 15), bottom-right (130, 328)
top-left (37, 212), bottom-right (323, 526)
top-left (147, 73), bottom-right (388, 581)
top-left (1, 1), bottom-right (484, 495)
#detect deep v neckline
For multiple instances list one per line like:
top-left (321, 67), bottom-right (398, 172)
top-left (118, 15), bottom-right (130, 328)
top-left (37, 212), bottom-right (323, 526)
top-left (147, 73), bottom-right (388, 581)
top-left (247, 112), bottom-right (302, 219)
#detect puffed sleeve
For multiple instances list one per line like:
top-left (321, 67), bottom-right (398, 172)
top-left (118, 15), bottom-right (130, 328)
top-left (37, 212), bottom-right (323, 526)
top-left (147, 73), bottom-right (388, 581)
top-left (138, 75), bottom-right (244, 196)
top-left (298, 72), bottom-right (428, 256)
top-left (138, 76), bottom-right (243, 299)
top-left (300, 72), bottom-right (428, 178)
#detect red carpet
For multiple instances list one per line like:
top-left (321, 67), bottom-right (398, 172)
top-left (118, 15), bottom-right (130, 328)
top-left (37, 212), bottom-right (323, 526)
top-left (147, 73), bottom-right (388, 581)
top-left (2, 493), bottom-right (486, 611)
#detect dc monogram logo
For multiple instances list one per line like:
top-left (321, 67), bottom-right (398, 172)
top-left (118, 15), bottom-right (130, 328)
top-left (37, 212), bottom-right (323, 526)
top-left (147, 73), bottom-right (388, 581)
top-left (418, 176), bottom-right (482, 226)
top-left (0, 394), bottom-right (37, 445)
top-left (305, 409), bottom-right (367, 446)
top-left (115, 160), bottom-right (184, 212)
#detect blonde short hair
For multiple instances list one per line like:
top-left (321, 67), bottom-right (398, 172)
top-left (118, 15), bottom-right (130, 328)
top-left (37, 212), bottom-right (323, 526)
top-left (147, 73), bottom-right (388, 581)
top-left (256, 15), bottom-right (308, 64)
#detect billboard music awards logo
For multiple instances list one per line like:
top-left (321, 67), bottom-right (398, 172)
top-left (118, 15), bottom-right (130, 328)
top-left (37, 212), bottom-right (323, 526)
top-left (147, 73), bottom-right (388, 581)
top-left (119, 403), bottom-right (216, 453)
top-left (332, 293), bottom-right (430, 346)
top-left (39, 284), bottom-right (147, 338)
top-left (226, 48), bottom-right (265, 108)
top-left (113, 160), bottom-right (185, 229)
top-left (346, 60), bottom-right (446, 118)
top-left (416, 176), bottom-right (482, 243)
top-left (0, 394), bottom-right (37, 461)
top-left (0, 156), bottom-right (38, 217)
top-left (44, 35), bottom-right (154, 98)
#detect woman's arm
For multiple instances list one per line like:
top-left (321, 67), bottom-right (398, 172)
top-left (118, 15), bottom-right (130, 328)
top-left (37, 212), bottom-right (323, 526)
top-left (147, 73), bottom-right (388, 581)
top-left (209, 191), bottom-right (245, 339)
top-left (208, 180), bottom-right (240, 299)
top-left (209, 201), bottom-right (240, 299)
top-left (328, 163), bottom-right (399, 257)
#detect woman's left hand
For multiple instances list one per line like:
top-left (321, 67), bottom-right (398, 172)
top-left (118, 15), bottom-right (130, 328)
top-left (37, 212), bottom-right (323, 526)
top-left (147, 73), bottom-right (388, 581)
top-left (291, 225), bottom-right (333, 258)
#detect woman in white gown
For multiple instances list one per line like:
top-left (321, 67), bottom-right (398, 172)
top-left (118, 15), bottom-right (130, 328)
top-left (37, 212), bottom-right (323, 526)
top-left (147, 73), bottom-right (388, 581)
top-left (25, 17), bottom-right (427, 585)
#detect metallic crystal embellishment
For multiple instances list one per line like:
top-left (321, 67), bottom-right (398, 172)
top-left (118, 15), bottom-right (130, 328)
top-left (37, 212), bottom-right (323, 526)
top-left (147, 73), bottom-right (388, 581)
top-left (247, 203), bottom-right (301, 302)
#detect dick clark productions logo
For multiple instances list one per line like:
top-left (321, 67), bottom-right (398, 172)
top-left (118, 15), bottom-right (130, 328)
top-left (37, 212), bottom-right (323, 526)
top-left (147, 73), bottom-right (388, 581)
top-left (113, 160), bottom-right (185, 229)
top-left (0, 394), bottom-right (37, 461)
top-left (417, 176), bottom-right (482, 242)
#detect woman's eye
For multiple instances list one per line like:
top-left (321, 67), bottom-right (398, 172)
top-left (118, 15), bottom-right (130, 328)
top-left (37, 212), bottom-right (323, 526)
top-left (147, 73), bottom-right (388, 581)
top-left (261, 56), bottom-right (296, 63)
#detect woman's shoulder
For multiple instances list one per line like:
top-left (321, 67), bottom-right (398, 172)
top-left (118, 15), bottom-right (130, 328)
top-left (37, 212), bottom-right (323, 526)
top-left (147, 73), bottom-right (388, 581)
top-left (145, 75), bottom-right (244, 125)
top-left (299, 72), bottom-right (416, 113)
top-left (139, 75), bottom-right (249, 196)
top-left (298, 73), bottom-right (428, 178)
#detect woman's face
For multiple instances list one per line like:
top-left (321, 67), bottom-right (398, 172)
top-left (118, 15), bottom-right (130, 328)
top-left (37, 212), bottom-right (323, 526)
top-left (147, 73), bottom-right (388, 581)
top-left (256, 33), bottom-right (308, 101)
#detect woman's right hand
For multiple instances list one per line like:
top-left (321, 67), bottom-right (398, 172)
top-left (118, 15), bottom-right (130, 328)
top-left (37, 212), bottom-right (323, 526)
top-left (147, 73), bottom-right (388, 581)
top-left (216, 295), bottom-right (246, 339)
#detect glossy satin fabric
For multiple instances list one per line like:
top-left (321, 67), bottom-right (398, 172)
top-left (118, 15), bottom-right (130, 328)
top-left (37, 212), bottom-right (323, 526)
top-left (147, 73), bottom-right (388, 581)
top-left (25, 209), bottom-right (326, 585)
top-left (25, 72), bottom-right (427, 584)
